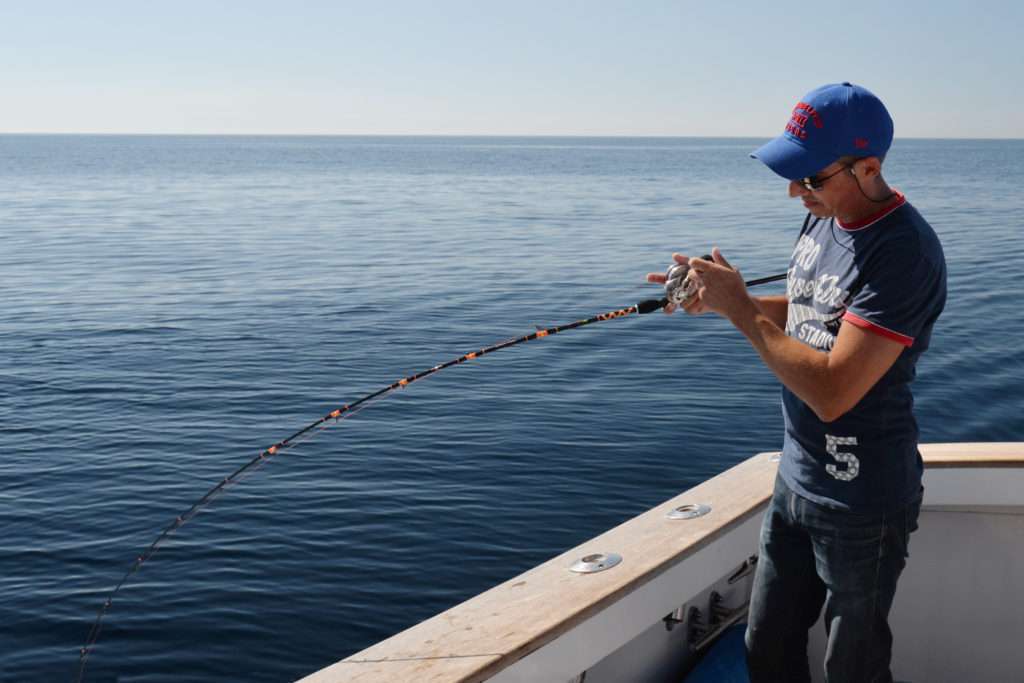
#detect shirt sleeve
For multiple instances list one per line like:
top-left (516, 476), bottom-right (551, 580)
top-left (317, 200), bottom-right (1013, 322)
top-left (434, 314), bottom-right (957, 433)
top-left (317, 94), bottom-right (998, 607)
top-left (842, 236), bottom-right (945, 347)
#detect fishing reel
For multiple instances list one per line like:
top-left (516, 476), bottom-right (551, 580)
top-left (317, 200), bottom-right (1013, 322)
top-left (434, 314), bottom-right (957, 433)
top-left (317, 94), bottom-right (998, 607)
top-left (664, 254), bottom-right (712, 307)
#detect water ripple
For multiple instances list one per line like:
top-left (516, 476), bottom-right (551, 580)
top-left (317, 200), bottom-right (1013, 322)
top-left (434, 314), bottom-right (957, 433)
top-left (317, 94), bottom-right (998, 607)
top-left (0, 136), bottom-right (1020, 682)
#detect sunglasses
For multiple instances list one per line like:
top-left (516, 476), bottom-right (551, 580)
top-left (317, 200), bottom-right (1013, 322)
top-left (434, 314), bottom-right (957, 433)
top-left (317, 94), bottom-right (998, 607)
top-left (799, 164), bottom-right (851, 192)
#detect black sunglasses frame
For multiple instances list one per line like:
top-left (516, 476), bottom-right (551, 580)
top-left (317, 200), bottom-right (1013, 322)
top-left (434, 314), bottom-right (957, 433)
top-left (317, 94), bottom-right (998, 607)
top-left (799, 164), bottom-right (853, 192)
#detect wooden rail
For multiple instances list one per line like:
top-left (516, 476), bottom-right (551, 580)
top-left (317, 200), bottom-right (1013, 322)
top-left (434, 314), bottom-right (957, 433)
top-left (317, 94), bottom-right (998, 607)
top-left (298, 443), bottom-right (1024, 683)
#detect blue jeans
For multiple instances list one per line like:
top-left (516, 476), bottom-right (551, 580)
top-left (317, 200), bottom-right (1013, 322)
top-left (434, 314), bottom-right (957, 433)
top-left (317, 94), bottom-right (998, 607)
top-left (745, 474), bottom-right (922, 683)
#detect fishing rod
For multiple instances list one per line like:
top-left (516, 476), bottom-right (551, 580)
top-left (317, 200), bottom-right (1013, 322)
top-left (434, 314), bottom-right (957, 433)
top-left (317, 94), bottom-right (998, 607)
top-left (76, 258), bottom-right (786, 680)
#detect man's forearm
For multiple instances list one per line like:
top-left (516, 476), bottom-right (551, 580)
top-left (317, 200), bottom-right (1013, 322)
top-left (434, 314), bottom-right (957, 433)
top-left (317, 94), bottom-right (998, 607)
top-left (729, 298), bottom-right (839, 421)
top-left (752, 295), bottom-right (788, 329)
top-left (687, 253), bottom-right (891, 423)
top-left (727, 294), bottom-right (907, 424)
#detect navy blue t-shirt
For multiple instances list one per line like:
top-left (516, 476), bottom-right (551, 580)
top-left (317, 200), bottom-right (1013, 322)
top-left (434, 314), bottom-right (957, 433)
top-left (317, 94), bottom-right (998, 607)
top-left (780, 194), bottom-right (947, 513)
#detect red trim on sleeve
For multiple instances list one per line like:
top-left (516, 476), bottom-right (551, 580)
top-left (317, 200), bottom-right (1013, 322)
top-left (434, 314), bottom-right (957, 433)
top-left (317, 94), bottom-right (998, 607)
top-left (842, 311), bottom-right (914, 346)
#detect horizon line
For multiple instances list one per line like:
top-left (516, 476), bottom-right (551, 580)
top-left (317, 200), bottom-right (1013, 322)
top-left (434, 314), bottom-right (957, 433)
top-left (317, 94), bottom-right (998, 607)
top-left (3, 132), bottom-right (1022, 141)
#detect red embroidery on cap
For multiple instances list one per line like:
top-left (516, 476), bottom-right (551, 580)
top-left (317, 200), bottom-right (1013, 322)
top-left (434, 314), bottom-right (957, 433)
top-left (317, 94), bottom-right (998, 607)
top-left (785, 102), bottom-right (824, 139)
top-left (854, 138), bottom-right (869, 149)
top-left (795, 102), bottom-right (824, 128)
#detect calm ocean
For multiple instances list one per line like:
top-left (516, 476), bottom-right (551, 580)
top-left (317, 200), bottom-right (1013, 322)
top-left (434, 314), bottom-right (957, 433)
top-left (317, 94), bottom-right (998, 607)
top-left (2, 136), bottom-right (1021, 682)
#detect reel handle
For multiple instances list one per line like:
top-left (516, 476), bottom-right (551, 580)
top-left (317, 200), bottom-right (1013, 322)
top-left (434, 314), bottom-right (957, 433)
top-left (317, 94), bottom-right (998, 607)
top-left (663, 253), bottom-right (713, 306)
top-left (637, 254), bottom-right (788, 315)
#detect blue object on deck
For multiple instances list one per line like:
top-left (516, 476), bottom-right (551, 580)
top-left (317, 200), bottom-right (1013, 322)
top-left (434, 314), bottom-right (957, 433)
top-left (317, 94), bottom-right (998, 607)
top-left (681, 624), bottom-right (750, 683)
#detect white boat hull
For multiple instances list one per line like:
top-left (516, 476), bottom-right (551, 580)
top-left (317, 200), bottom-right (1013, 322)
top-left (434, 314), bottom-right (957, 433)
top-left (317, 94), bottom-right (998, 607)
top-left (299, 443), bottom-right (1024, 683)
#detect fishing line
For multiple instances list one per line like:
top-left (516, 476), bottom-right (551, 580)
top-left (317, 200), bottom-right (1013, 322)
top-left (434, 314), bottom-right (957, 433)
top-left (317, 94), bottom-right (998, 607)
top-left (76, 263), bottom-right (786, 680)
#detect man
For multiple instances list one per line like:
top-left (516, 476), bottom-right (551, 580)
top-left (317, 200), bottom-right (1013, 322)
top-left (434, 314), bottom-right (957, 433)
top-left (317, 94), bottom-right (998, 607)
top-left (648, 83), bottom-right (946, 682)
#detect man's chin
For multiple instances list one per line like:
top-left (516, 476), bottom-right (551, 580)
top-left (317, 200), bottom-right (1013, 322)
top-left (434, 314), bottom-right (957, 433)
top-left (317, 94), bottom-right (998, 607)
top-left (803, 202), bottom-right (834, 219)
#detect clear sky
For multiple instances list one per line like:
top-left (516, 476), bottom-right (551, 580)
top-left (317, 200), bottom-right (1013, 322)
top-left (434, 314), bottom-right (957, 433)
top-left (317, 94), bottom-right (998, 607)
top-left (2, 1), bottom-right (1021, 137)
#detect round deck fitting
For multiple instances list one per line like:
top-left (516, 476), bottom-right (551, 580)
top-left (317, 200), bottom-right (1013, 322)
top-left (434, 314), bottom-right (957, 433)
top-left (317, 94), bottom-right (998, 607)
top-left (569, 552), bottom-right (622, 574)
top-left (666, 503), bottom-right (711, 520)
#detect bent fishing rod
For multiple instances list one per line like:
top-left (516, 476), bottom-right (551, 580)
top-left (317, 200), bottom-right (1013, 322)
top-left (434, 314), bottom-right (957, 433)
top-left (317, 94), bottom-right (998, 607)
top-left (76, 257), bottom-right (786, 680)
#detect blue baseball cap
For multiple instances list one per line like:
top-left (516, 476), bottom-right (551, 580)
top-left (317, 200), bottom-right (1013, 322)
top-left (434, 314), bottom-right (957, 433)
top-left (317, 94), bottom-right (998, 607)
top-left (751, 82), bottom-right (893, 180)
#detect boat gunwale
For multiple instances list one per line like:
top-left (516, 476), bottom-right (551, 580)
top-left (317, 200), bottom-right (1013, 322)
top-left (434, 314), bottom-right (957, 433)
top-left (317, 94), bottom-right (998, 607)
top-left (298, 442), bottom-right (1024, 683)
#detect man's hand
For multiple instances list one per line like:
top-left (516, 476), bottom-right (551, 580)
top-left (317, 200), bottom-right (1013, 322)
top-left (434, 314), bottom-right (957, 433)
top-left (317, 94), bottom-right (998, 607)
top-left (645, 253), bottom-right (709, 315)
top-left (686, 248), bottom-right (757, 322)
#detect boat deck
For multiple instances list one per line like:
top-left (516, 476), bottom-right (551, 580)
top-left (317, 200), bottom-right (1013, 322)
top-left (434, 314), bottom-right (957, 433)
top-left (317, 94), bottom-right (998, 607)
top-left (298, 443), bottom-right (1024, 683)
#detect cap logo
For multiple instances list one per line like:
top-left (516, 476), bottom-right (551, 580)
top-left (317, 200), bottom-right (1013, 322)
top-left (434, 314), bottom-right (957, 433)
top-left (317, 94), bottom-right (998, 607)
top-left (784, 101), bottom-right (824, 140)
top-left (795, 102), bottom-right (824, 128)
top-left (854, 137), bottom-right (869, 149)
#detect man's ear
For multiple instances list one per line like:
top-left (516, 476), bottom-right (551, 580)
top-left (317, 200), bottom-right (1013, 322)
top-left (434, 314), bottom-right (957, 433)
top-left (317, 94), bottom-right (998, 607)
top-left (853, 156), bottom-right (882, 179)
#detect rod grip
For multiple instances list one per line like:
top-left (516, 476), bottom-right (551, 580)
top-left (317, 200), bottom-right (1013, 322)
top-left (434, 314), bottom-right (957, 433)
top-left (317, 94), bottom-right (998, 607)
top-left (636, 297), bottom-right (668, 315)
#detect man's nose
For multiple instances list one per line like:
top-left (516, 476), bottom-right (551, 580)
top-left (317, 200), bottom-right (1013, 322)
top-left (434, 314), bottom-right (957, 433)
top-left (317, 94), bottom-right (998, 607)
top-left (789, 180), bottom-right (809, 198)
